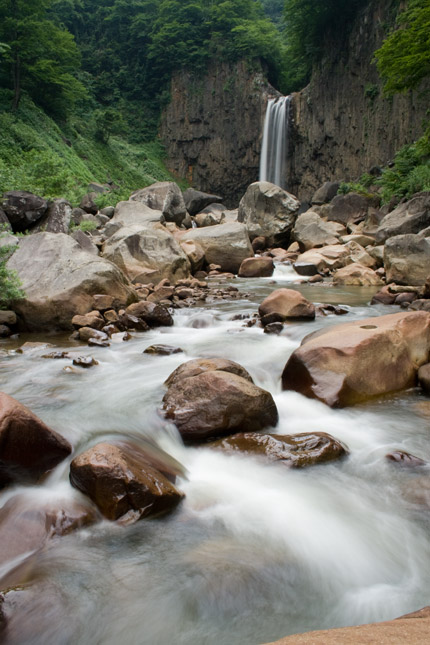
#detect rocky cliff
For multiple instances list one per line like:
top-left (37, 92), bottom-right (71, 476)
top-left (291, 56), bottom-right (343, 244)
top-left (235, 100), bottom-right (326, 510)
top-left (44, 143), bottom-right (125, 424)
top-left (160, 60), bottom-right (277, 206)
top-left (289, 0), bottom-right (429, 201)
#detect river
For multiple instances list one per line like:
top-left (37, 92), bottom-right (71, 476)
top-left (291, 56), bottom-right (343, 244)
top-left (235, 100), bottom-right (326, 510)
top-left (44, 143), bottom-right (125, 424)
top-left (1, 265), bottom-right (430, 644)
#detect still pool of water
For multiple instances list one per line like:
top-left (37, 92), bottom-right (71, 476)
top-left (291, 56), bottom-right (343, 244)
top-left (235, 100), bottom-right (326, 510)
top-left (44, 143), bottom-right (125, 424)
top-left (1, 270), bottom-right (429, 644)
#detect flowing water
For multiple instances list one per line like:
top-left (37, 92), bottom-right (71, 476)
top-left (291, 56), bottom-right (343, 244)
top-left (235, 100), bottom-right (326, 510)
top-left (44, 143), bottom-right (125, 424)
top-left (1, 267), bottom-right (430, 644)
top-left (259, 97), bottom-right (291, 190)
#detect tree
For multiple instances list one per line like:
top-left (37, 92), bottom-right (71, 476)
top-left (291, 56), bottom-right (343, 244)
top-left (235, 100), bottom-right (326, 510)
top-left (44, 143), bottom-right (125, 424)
top-left (375, 0), bottom-right (430, 95)
top-left (0, 0), bottom-right (86, 113)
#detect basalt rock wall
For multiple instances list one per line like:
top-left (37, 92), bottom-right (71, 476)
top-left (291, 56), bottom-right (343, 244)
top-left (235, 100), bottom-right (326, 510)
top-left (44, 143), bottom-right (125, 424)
top-left (160, 61), bottom-right (278, 207)
top-left (288, 0), bottom-right (429, 201)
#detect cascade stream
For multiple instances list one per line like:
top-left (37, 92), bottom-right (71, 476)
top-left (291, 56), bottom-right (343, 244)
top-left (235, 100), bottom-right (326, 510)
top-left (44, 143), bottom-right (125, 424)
top-left (1, 267), bottom-right (430, 644)
top-left (259, 97), bottom-right (291, 190)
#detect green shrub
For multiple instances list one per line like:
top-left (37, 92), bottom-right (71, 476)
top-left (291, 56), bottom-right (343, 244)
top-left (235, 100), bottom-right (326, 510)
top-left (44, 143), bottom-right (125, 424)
top-left (0, 230), bottom-right (25, 309)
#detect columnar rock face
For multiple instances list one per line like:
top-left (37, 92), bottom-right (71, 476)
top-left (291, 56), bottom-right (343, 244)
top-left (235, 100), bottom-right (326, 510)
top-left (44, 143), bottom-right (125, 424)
top-left (7, 233), bottom-right (136, 330)
top-left (160, 60), bottom-right (277, 206)
top-left (288, 0), bottom-right (429, 201)
top-left (282, 311), bottom-right (430, 407)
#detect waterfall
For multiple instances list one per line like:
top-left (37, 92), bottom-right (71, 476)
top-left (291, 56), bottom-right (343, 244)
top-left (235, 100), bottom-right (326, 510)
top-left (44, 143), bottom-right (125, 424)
top-left (259, 96), bottom-right (291, 190)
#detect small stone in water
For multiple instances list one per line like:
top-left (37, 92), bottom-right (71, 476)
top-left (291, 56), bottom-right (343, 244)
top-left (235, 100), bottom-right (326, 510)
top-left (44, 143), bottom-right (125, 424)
top-left (42, 352), bottom-right (72, 359)
top-left (144, 345), bottom-right (183, 356)
top-left (72, 356), bottom-right (99, 368)
top-left (264, 322), bottom-right (283, 335)
top-left (88, 338), bottom-right (110, 347)
top-left (111, 332), bottom-right (131, 342)
top-left (386, 451), bottom-right (427, 468)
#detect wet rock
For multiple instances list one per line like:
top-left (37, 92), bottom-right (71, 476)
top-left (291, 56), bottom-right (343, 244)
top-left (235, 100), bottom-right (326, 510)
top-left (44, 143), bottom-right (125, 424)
top-left (0, 392), bottom-right (71, 487)
top-left (332, 263), bottom-right (383, 286)
top-left (118, 313), bottom-right (150, 331)
top-left (317, 304), bottom-right (349, 316)
top-left (78, 327), bottom-right (109, 343)
top-left (72, 311), bottom-right (105, 330)
top-left (395, 292), bottom-right (417, 306)
top-left (1, 190), bottom-right (48, 232)
top-left (72, 356), bottom-right (99, 368)
top-left (264, 322), bottom-right (284, 334)
top-left (384, 234), bottom-right (430, 286)
top-left (409, 299), bottom-right (430, 312)
top-left (418, 363), bottom-right (430, 393)
top-left (182, 222), bottom-right (253, 274)
top-left (210, 431), bottom-right (348, 467)
top-left (293, 262), bottom-right (319, 277)
top-left (0, 325), bottom-right (11, 338)
top-left (130, 182), bottom-right (187, 226)
top-left (42, 351), bottom-right (71, 359)
top-left (125, 301), bottom-right (173, 327)
top-left (111, 331), bottom-right (132, 342)
top-left (238, 256), bottom-right (274, 278)
top-left (259, 288), bottom-right (315, 325)
top-left (163, 369), bottom-right (278, 441)
top-left (371, 284), bottom-right (397, 305)
top-left (183, 188), bottom-right (224, 216)
top-left (308, 274), bottom-right (323, 283)
top-left (282, 311), bottom-right (430, 407)
top-left (164, 357), bottom-right (254, 388)
top-left (144, 344), bottom-right (183, 355)
top-left (88, 337), bottom-right (110, 347)
top-left (6, 233), bottom-right (135, 331)
top-left (238, 181), bottom-right (300, 246)
top-left (385, 451), bottom-right (427, 468)
top-left (70, 442), bottom-right (184, 522)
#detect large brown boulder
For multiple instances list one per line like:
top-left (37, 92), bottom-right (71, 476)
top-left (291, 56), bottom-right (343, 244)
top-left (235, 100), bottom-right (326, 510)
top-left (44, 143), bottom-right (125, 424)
top-left (282, 311), bottom-right (430, 407)
top-left (125, 300), bottom-right (173, 326)
top-left (7, 233), bottom-right (136, 330)
top-left (294, 244), bottom-right (350, 275)
top-left (259, 288), bottom-right (315, 325)
top-left (0, 392), bottom-right (72, 487)
top-left (1, 190), bottom-right (48, 232)
top-left (292, 211), bottom-right (341, 251)
top-left (238, 181), bottom-right (300, 246)
top-left (210, 432), bottom-right (348, 467)
top-left (376, 192), bottom-right (430, 243)
top-left (238, 256), bottom-right (274, 278)
top-left (182, 222), bottom-right (253, 273)
top-left (384, 234), bottom-right (430, 286)
top-left (163, 368), bottom-right (278, 441)
top-left (70, 442), bottom-right (184, 522)
top-left (164, 357), bottom-right (254, 388)
top-left (332, 263), bottom-right (383, 286)
top-left (130, 182), bottom-right (187, 226)
top-left (328, 193), bottom-right (378, 226)
top-left (102, 224), bottom-right (191, 284)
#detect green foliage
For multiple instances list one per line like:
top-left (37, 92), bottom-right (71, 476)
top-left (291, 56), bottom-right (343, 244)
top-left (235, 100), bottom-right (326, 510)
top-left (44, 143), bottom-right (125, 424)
top-left (69, 219), bottom-right (98, 232)
top-left (375, 0), bottom-right (430, 95)
top-left (337, 173), bottom-right (375, 198)
top-left (377, 130), bottom-right (430, 202)
top-left (0, 228), bottom-right (25, 309)
top-left (282, 0), bottom-right (365, 92)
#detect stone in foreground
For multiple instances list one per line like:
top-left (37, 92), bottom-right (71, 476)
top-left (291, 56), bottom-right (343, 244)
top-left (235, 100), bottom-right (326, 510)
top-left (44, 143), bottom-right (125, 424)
top-left (259, 288), bottom-right (315, 325)
top-left (70, 442), bottom-right (184, 522)
top-left (163, 368), bottom-right (278, 441)
top-left (164, 357), bottom-right (254, 388)
top-left (238, 256), bottom-right (274, 278)
top-left (282, 311), bottom-right (430, 407)
top-left (210, 432), bottom-right (348, 468)
top-left (0, 392), bottom-right (72, 487)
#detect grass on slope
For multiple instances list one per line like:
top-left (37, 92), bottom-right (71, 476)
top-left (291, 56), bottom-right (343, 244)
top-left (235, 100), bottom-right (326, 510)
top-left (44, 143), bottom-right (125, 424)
top-left (0, 95), bottom-right (181, 207)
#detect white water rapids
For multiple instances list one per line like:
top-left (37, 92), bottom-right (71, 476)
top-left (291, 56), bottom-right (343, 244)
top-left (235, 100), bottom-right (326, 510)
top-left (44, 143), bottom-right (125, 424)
top-left (1, 271), bottom-right (430, 644)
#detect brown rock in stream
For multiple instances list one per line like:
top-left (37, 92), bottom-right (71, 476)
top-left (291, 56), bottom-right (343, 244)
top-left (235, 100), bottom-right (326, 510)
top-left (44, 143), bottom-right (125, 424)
top-left (282, 311), bottom-right (430, 407)
top-left (163, 369), bottom-right (278, 442)
top-left (238, 256), bottom-right (274, 278)
top-left (385, 451), bottom-right (427, 468)
top-left (70, 442), bottom-right (184, 522)
top-left (210, 432), bottom-right (348, 468)
top-left (259, 288), bottom-right (315, 325)
top-left (125, 301), bottom-right (173, 327)
top-left (0, 392), bottom-right (72, 487)
top-left (164, 357), bottom-right (254, 388)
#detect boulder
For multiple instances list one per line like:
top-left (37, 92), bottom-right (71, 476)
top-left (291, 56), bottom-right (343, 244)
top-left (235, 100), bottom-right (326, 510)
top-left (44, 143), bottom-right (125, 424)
top-left (340, 233), bottom-right (376, 247)
top-left (211, 431), bottom-right (347, 467)
top-left (371, 284), bottom-right (398, 305)
top-left (195, 204), bottom-right (226, 227)
top-left (238, 256), bottom-right (274, 278)
top-left (79, 192), bottom-right (98, 215)
top-left (144, 344), bottom-right (183, 356)
top-left (130, 182), bottom-right (187, 226)
top-left (333, 263), bottom-right (383, 286)
top-left (102, 224), bottom-right (191, 284)
top-left (109, 200), bottom-right (163, 230)
top-left (0, 311), bottom-right (16, 326)
top-left (1, 191), bottom-right (48, 232)
top-left (376, 192), bottom-right (430, 243)
top-left (311, 182), bottom-right (340, 205)
top-left (0, 207), bottom-right (11, 230)
top-left (165, 357), bottom-right (254, 388)
top-left (294, 244), bottom-right (350, 275)
top-left (183, 188), bottom-right (224, 216)
top-left (292, 211), bottom-right (340, 251)
top-left (71, 229), bottom-right (99, 255)
top-left (384, 234), bottom-right (430, 286)
top-left (282, 311), bottom-right (430, 407)
top-left (344, 240), bottom-right (377, 268)
top-left (0, 392), bottom-right (72, 487)
top-left (386, 450), bottom-right (426, 468)
top-left (125, 300), bottom-right (173, 327)
top-left (163, 369), bottom-right (278, 441)
top-left (238, 181), bottom-right (300, 245)
top-left (182, 222), bottom-right (253, 273)
top-left (71, 311), bottom-right (105, 330)
top-left (418, 362), bottom-right (430, 393)
top-left (70, 442), bottom-right (184, 522)
top-left (33, 198), bottom-right (72, 234)
top-left (179, 239), bottom-right (205, 273)
top-left (7, 232), bottom-right (135, 330)
top-left (328, 193), bottom-right (377, 226)
top-left (259, 288), bottom-right (315, 325)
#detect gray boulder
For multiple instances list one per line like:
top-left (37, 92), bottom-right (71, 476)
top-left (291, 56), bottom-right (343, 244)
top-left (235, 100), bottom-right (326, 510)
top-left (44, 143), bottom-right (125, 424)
top-left (292, 211), bottom-right (341, 251)
top-left (182, 222), bottom-right (253, 273)
top-left (2, 191), bottom-right (48, 232)
top-left (328, 193), bottom-right (377, 226)
top-left (79, 192), bottom-right (98, 215)
top-left (384, 234), bottom-right (430, 286)
top-left (183, 188), bottom-right (224, 216)
top-left (376, 192), bottom-right (430, 243)
top-left (195, 204), bottom-right (226, 227)
top-left (0, 207), bottom-right (11, 230)
top-left (238, 181), bottom-right (300, 246)
top-left (7, 232), bottom-right (135, 330)
top-left (130, 182), bottom-right (187, 226)
top-left (102, 224), bottom-right (191, 284)
top-left (33, 198), bottom-right (72, 234)
top-left (109, 200), bottom-right (163, 230)
top-left (71, 229), bottom-right (99, 255)
top-left (311, 182), bottom-right (340, 205)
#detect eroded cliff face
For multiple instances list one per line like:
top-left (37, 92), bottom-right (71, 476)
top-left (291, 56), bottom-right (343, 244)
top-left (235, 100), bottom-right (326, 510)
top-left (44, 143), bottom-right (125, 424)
top-left (289, 0), bottom-right (429, 201)
top-left (160, 61), bottom-right (277, 206)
